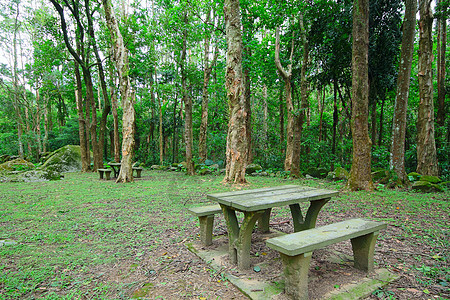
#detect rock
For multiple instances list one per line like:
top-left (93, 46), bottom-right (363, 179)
top-left (407, 172), bottom-right (421, 182)
top-left (420, 175), bottom-right (442, 184)
top-left (372, 169), bottom-right (389, 182)
top-left (198, 168), bottom-right (212, 175)
top-left (170, 167), bottom-right (177, 171)
top-left (40, 145), bottom-right (83, 173)
top-left (306, 174), bottom-right (314, 179)
top-left (151, 165), bottom-right (160, 170)
top-left (335, 167), bottom-right (349, 180)
top-left (261, 171), bottom-right (268, 176)
top-left (18, 169), bottom-right (63, 182)
top-left (246, 163), bottom-right (262, 174)
top-left (412, 181), bottom-right (443, 192)
top-left (0, 158), bottom-right (35, 172)
top-left (210, 164), bottom-right (219, 170)
top-left (204, 159), bottom-right (214, 166)
top-left (306, 167), bottom-right (328, 179)
top-left (151, 165), bottom-right (168, 170)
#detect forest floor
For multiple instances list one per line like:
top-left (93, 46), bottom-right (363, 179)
top-left (0, 171), bottom-right (449, 299)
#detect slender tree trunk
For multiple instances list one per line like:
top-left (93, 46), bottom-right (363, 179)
top-left (263, 84), bottom-right (268, 151)
top-left (223, 0), bottom-right (248, 183)
top-left (244, 49), bottom-right (252, 165)
top-left (199, 11), bottom-right (219, 164)
top-left (35, 89), bottom-right (42, 155)
top-left (74, 61), bottom-right (89, 172)
top-left (279, 84), bottom-right (284, 154)
top-left (101, 0), bottom-right (136, 182)
top-left (436, 0), bottom-right (447, 129)
top-left (347, 0), bottom-right (373, 191)
top-left (12, 2), bottom-right (23, 159)
top-left (319, 87), bottom-right (325, 142)
top-left (416, 0), bottom-right (438, 176)
top-left (332, 79), bottom-right (338, 156)
top-left (172, 93), bottom-right (178, 164)
top-left (275, 27), bottom-right (295, 173)
top-left (378, 96), bottom-right (385, 147)
top-left (43, 93), bottom-right (49, 153)
top-left (159, 93), bottom-right (164, 165)
top-left (109, 62), bottom-right (120, 162)
top-left (181, 14), bottom-right (195, 175)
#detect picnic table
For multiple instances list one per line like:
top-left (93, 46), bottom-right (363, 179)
top-left (207, 185), bottom-right (339, 270)
top-left (108, 162), bottom-right (121, 178)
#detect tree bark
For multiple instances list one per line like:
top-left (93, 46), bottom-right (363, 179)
top-left (347, 0), bottom-right (373, 191)
top-left (223, 0), bottom-right (248, 183)
top-left (279, 84), bottom-right (284, 154)
top-left (181, 13), bottom-right (195, 175)
top-left (109, 62), bottom-right (120, 162)
top-left (436, 0), bottom-right (447, 129)
top-left (275, 27), bottom-right (295, 173)
top-left (101, 0), bottom-right (136, 182)
top-left (199, 11), bottom-right (219, 164)
top-left (74, 61), bottom-right (89, 172)
top-left (416, 0), bottom-right (438, 176)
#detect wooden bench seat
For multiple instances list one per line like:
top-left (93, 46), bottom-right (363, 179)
top-left (266, 218), bottom-right (387, 300)
top-left (132, 167), bottom-right (143, 178)
top-left (98, 168), bottom-right (112, 180)
top-left (188, 204), bottom-right (222, 246)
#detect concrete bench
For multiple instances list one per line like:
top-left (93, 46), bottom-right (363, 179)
top-left (98, 168), bottom-right (112, 180)
top-left (132, 167), bottom-right (143, 178)
top-left (266, 218), bottom-right (387, 300)
top-left (188, 204), bottom-right (222, 246)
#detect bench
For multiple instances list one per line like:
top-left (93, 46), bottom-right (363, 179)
top-left (98, 168), bottom-right (112, 180)
top-left (266, 218), bottom-right (387, 300)
top-left (132, 167), bottom-right (143, 178)
top-left (188, 204), bottom-right (222, 246)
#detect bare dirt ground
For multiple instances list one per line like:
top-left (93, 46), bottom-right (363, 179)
top-left (131, 202), bottom-right (449, 299)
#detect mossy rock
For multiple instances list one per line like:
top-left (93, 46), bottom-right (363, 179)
top-left (0, 158), bottom-right (35, 172)
top-left (420, 175), bottom-right (442, 184)
top-left (412, 181), bottom-right (443, 192)
top-left (440, 181), bottom-right (450, 189)
top-left (151, 165), bottom-right (168, 171)
top-left (307, 167), bottom-right (328, 179)
top-left (198, 168), bottom-right (212, 175)
top-left (335, 167), bottom-right (349, 180)
top-left (407, 172), bottom-right (421, 182)
top-left (40, 145), bottom-right (83, 173)
top-left (372, 169), bottom-right (390, 182)
top-left (18, 169), bottom-right (62, 182)
top-left (210, 164), bottom-right (219, 171)
top-left (246, 163), bottom-right (262, 174)
top-left (204, 159), bottom-right (214, 166)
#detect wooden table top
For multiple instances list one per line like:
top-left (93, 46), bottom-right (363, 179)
top-left (207, 185), bottom-right (339, 212)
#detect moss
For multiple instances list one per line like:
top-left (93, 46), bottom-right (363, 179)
top-left (0, 158), bottom-right (35, 172)
top-left (420, 175), bottom-right (442, 184)
top-left (246, 163), bottom-right (262, 174)
top-left (407, 172), bottom-right (421, 181)
top-left (40, 145), bottom-right (82, 173)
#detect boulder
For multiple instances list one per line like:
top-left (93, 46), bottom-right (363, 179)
top-left (198, 168), bottom-right (212, 175)
top-left (407, 172), bottom-right (421, 182)
top-left (246, 163), bottom-right (262, 174)
top-left (41, 145), bottom-right (83, 173)
top-left (335, 167), bottom-right (349, 180)
top-left (17, 169), bottom-right (63, 182)
top-left (420, 175), bottom-right (442, 184)
top-left (306, 167), bottom-right (328, 179)
top-left (204, 159), bottom-right (214, 166)
top-left (412, 181), bottom-right (443, 193)
top-left (0, 158), bottom-right (35, 172)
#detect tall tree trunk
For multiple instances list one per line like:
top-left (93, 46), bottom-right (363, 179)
top-left (181, 13), bottom-right (195, 175)
top-left (12, 2), bottom-right (23, 159)
top-left (85, 0), bottom-right (111, 165)
top-left (109, 61), bottom-right (120, 162)
top-left (199, 11), bottom-right (219, 164)
top-left (74, 61), bottom-right (89, 172)
top-left (416, 0), bottom-right (438, 176)
top-left (263, 84), bottom-right (268, 151)
top-left (378, 96), bottom-right (385, 147)
top-left (35, 89), bottom-right (43, 156)
top-left (223, 0), bottom-right (248, 183)
top-left (279, 83), bottom-right (285, 154)
top-left (347, 0), bottom-right (373, 191)
top-left (244, 49), bottom-right (252, 165)
top-left (101, 0), bottom-right (136, 182)
top-left (275, 27), bottom-right (295, 173)
top-left (332, 79), bottom-right (338, 156)
top-left (159, 94), bottom-right (164, 165)
top-left (436, 0), bottom-right (447, 129)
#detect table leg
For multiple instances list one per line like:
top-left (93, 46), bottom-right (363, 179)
top-left (220, 204), bottom-right (264, 270)
top-left (290, 198), bottom-right (330, 232)
top-left (258, 208), bottom-right (272, 233)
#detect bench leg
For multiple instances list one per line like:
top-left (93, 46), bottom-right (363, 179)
top-left (280, 252), bottom-right (312, 300)
top-left (198, 215), bottom-right (214, 246)
top-left (136, 169), bottom-right (142, 178)
top-left (98, 171), bottom-right (104, 179)
top-left (258, 208), bottom-right (272, 233)
top-left (351, 231), bottom-right (379, 272)
top-left (290, 198), bottom-right (330, 232)
top-left (105, 172), bottom-right (111, 180)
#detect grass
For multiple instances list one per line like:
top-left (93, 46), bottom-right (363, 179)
top-left (0, 171), bottom-right (449, 299)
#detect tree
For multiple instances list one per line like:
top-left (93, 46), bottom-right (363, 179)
top-left (416, 0), bottom-right (438, 176)
top-left (347, 0), bottom-right (373, 191)
top-left (389, 0), bottom-right (417, 183)
top-left (101, 0), bottom-right (136, 182)
top-left (223, 0), bottom-right (247, 183)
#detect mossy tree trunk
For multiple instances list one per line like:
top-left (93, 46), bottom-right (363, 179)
top-left (347, 0), bottom-right (373, 191)
top-left (416, 0), bottom-right (438, 176)
top-left (389, 0), bottom-right (417, 183)
top-left (223, 0), bottom-right (248, 184)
